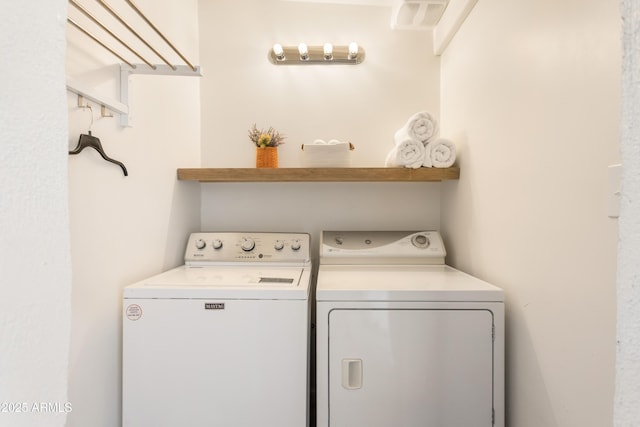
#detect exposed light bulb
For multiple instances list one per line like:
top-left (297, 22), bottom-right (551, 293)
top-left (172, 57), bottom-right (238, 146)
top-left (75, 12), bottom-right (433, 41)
top-left (269, 42), bottom-right (364, 65)
top-left (323, 43), bottom-right (333, 60)
top-left (273, 44), bottom-right (285, 60)
top-left (348, 42), bottom-right (359, 60)
top-left (298, 43), bottom-right (309, 60)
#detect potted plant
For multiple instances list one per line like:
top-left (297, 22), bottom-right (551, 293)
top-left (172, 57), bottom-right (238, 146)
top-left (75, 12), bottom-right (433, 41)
top-left (248, 124), bottom-right (285, 168)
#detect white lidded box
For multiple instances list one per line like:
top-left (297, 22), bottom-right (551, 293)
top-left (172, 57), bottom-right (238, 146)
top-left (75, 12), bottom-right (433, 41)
top-left (301, 139), bottom-right (354, 167)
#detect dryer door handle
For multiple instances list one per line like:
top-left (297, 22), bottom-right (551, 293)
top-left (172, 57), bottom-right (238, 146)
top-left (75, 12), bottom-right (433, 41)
top-left (341, 359), bottom-right (363, 390)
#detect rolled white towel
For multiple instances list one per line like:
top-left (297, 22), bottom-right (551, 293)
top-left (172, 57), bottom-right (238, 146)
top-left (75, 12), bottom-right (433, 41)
top-left (394, 111), bottom-right (439, 145)
top-left (424, 138), bottom-right (456, 168)
top-left (385, 138), bottom-right (425, 169)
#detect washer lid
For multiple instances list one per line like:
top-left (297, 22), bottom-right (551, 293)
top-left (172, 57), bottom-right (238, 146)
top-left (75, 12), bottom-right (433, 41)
top-left (316, 265), bottom-right (503, 302)
top-left (124, 265), bottom-right (310, 300)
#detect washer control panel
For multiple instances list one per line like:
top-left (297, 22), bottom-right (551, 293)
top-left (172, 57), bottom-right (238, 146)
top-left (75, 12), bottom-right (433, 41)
top-left (185, 232), bottom-right (310, 264)
top-left (320, 231), bottom-right (446, 265)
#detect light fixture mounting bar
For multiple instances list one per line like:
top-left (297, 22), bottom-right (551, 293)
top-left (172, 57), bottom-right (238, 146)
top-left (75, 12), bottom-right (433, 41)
top-left (269, 44), bottom-right (365, 65)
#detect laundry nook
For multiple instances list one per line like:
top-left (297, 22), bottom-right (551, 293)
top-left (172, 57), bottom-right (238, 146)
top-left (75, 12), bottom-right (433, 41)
top-left (1, 1), bottom-right (635, 427)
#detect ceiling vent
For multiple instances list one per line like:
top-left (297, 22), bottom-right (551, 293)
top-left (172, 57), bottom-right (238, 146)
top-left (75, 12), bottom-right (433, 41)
top-left (391, 0), bottom-right (450, 30)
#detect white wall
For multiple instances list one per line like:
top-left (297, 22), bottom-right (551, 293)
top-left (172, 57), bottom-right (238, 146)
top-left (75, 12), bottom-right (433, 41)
top-left (65, 1), bottom-right (201, 426)
top-left (615, 0), bottom-right (640, 424)
top-left (439, 0), bottom-right (621, 426)
top-left (0, 1), bottom-right (72, 426)
top-left (199, 0), bottom-right (443, 246)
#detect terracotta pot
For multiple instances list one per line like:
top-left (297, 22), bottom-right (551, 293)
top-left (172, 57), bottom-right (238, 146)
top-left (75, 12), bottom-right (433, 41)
top-left (256, 147), bottom-right (278, 168)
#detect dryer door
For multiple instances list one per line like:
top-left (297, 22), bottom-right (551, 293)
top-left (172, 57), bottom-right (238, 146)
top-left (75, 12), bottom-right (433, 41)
top-left (328, 309), bottom-right (494, 427)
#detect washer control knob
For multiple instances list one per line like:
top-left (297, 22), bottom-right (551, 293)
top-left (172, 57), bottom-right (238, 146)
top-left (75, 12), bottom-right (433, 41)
top-left (241, 237), bottom-right (255, 252)
top-left (411, 234), bottom-right (430, 248)
top-left (195, 239), bottom-right (206, 250)
top-left (212, 239), bottom-right (223, 250)
top-left (291, 239), bottom-right (302, 251)
top-left (274, 240), bottom-right (285, 251)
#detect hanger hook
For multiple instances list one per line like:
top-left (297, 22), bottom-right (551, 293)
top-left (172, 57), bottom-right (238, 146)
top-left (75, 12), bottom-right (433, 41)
top-left (85, 104), bottom-right (94, 133)
top-left (78, 95), bottom-right (94, 133)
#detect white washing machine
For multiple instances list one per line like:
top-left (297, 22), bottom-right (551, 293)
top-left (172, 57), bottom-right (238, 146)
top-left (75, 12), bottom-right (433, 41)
top-left (316, 230), bottom-right (504, 427)
top-left (122, 232), bottom-right (311, 427)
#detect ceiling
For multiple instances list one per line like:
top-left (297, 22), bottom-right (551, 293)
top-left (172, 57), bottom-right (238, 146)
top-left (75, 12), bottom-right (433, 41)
top-left (281, 0), bottom-right (451, 30)
top-left (282, 0), bottom-right (395, 6)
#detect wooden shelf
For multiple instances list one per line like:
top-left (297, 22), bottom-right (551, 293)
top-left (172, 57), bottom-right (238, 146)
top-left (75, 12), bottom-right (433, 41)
top-left (176, 167), bottom-right (460, 183)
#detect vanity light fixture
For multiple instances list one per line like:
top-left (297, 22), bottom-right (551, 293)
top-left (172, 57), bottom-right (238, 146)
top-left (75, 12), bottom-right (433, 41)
top-left (268, 42), bottom-right (365, 65)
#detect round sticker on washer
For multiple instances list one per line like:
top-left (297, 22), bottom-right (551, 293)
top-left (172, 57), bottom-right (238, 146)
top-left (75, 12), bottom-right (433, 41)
top-left (126, 304), bottom-right (142, 321)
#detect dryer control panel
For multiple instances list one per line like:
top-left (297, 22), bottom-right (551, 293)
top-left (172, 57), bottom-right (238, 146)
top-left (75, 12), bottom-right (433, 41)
top-left (320, 231), bottom-right (445, 265)
top-left (185, 232), bottom-right (310, 265)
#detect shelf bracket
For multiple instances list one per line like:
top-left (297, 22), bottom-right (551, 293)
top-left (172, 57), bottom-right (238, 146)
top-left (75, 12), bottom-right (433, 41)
top-left (119, 63), bottom-right (202, 127)
top-left (66, 64), bottom-right (202, 127)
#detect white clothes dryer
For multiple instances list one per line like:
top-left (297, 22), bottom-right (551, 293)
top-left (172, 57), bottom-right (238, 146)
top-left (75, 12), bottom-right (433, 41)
top-left (316, 231), bottom-right (504, 427)
top-left (123, 232), bottom-right (311, 427)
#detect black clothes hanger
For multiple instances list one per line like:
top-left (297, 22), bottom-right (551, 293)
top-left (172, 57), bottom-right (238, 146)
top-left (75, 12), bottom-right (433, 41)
top-left (69, 131), bottom-right (128, 176)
